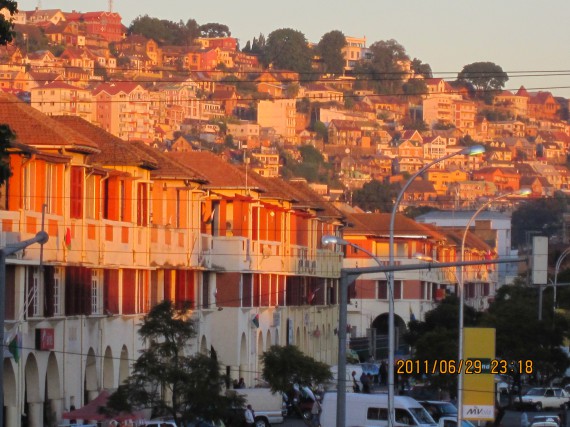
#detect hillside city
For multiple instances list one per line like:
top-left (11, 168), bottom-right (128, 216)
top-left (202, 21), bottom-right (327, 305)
top-left (0, 4), bottom-right (570, 427)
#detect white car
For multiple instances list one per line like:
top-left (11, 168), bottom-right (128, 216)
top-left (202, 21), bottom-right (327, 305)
top-left (515, 387), bottom-right (570, 411)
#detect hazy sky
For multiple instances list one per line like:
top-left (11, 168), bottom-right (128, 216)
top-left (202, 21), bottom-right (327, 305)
top-left (16, 0), bottom-right (570, 98)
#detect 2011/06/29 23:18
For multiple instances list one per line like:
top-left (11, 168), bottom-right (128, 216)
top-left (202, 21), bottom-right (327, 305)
top-left (395, 359), bottom-right (534, 375)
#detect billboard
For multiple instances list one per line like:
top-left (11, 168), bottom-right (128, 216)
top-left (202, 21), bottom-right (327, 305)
top-left (462, 327), bottom-right (496, 420)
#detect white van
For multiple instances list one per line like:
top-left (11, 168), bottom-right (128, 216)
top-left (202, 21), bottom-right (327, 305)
top-left (321, 392), bottom-right (437, 427)
top-left (230, 388), bottom-right (287, 427)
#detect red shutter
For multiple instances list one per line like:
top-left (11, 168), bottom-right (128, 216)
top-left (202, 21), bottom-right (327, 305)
top-left (70, 167), bottom-right (83, 219)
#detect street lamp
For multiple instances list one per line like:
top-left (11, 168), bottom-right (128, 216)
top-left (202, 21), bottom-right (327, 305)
top-left (456, 188), bottom-right (530, 426)
top-left (553, 247), bottom-right (570, 313)
top-left (389, 145), bottom-right (484, 427)
top-left (322, 235), bottom-right (386, 427)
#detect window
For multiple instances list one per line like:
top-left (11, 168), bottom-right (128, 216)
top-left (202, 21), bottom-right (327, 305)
top-left (367, 407), bottom-right (387, 421)
top-left (91, 269), bottom-right (102, 315)
top-left (70, 166), bottom-right (83, 218)
top-left (22, 162), bottom-right (34, 210)
top-left (27, 267), bottom-right (42, 318)
top-left (85, 174), bottom-right (96, 219)
top-left (53, 267), bottom-right (63, 316)
top-left (202, 272), bottom-right (210, 309)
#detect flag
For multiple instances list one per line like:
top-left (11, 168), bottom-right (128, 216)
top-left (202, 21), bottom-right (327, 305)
top-left (64, 227), bottom-right (72, 250)
top-left (251, 313), bottom-right (259, 328)
top-left (308, 288), bottom-right (321, 304)
top-left (409, 304), bottom-right (416, 322)
top-left (8, 333), bottom-right (20, 363)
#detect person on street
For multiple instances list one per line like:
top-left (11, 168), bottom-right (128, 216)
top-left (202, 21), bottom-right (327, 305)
top-left (311, 398), bottom-right (321, 427)
top-left (244, 404), bottom-right (255, 427)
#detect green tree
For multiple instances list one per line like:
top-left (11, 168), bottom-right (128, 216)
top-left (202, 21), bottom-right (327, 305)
top-left (104, 301), bottom-right (241, 426)
top-left (511, 194), bottom-right (568, 247)
top-left (411, 58), bottom-right (432, 78)
top-left (405, 296), bottom-right (480, 397)
top-left (0, 0), bottom-right (16, 190)
top-left (261, 345), bottom-right (332, 394)
top-left (0, 125), bottom-right (14, 185)
top-left (354, 39), bottom-right (409, 94)
top-left (352, 180), bottom-right (399, 212)
top-left (317, 30), bottom-right (346, 75)
top-left (129, 15), bottom-right (195, 46)
top-left (264, 28), bottom-right (313, 79)
top-left (199, 23), bottom-right (230, 38)
top-left (0, 0), bottom-right (16, 45)
top-left (402, 78), bottom-right (428, 97)
top-left (457, 62), bottom-right (509, 100)
top-left (480, 282), bottom-right (569, 385)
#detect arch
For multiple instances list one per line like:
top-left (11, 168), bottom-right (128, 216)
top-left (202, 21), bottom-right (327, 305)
top-left (45, 353), bottom-right (62, 427)
top-left (371, 313), bottom-right (409, 359)
top-left (46, 352), bottom-right (61, 400)
top-left (265, 330), bottom-right (271, 352)
top-left (103, 346), bottom-right (115, 390)
top-left (24, 353), bottom-right (41, 403)
top-left (4, 358), bottom-right (17, 406)
top-left (84, 348), bottom-right (98, 401)
top-left (200, 335), bottom-right (208, 355)
top-left (256, 331), bottom-right (264, 380)
top-left (119, 345), bottom-right (129, 385)
top-left (239, 333), bottom-right (247, 363)
top-left (295, 326), bottom-right (300, 348)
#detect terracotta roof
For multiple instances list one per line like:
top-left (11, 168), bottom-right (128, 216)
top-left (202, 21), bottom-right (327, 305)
top-left (92, 82), bottom-right (143, 96)
top-left (344, 212), bottom-right (434, 238)
top-left (32, 81), bottom-right (84, 91)
top-left (51, 116), bottom-right (157, 168)
top-left (166, 151), bottom-right (259, 190)
top-left (0, 92), bottom-right (100, 153)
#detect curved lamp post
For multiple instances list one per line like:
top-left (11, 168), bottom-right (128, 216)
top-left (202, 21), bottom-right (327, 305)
top-left (322, 235), bottom-right (386, 427)
top-left (553, 247), bottom-right (570, 313)
top-left (456, 188), bottom-right (530, 426)
top-left (388, 145), bottom-right (484, 427)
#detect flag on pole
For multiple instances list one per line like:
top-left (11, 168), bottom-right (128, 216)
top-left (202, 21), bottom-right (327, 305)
top-left (8, 333), bottom-right (21, 363)
top-left (252, 313), bottom-right (259, 328)
top-left (409, 304), bottom-right (416, 322)
top-left (308, 288), bottom-right (321, 304)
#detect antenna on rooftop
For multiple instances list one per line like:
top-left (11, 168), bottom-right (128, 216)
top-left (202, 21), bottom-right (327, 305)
top-left (37, 0), bottom-right (42, 9)
top-left (109, 0), bottom-right (113, 12)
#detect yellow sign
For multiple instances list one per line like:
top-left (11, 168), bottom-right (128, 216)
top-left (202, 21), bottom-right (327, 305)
top-left (462, 327), bottom-right (495, 420)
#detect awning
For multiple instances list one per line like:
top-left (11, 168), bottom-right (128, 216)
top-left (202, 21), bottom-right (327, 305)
top-left (62, 390), bottom-right (145, 421)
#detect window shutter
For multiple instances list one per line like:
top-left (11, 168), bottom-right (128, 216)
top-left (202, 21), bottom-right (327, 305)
top-left (70, 167), bottom-right (83, 219)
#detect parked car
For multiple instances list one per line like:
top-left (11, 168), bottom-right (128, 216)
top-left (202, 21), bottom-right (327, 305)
top-left (438, 416), bottom-right (477, 427)
top-left (514, 387), bottom-right (570, 411)
top-left (529, 415), bottom-right (561, 427)
top-left (418, 401), bottom-right (457, 422)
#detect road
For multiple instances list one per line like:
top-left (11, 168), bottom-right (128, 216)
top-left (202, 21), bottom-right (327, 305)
top-left (281, 408), bottom-right (570, 427)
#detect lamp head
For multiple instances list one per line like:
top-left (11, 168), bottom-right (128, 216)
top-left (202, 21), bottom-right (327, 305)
top-left (518, 187), bottom-right (532, 196)
top-left (461, 145), bottom-right (485, 156)
top-left (322, 235), bottom-right (349, 246)
top-left (414, 253), bottom-right (434, 262)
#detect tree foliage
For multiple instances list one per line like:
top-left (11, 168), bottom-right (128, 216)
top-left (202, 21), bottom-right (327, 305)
top-left (411, 58), bottom-right (432, 78)
top-left (354, 39), bottom-right (409, 94)
top-left (199, 23), bottom-right (230, 38)
top-left (480, 283), bottom-right (569, 383)
top-left (0, 0), bottom-right (16, 45)
top-left (457, 61), bottom-right (509, 99)
top-left (405, 296), bottom-right (480, 397)
top-left (264, 28), bottom-right (313, 79)
top-left (261, 345), bottom-right (333, 394)
top-left (511, 194), bottom-right (568, 247)
top-left (129, 15), bottom-right (200, 46)
top-left (352, 180), bottom-right (399, 212)
top-left (317, 30), bottom-right (346, 75)
top-left (0, 125), bottom-right (14, 186)
top-left (105, 301), bottom-right (241, 426)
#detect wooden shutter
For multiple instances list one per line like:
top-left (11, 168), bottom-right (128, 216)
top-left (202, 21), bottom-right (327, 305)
top-left (70, 167), bottom-right (83, 219)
